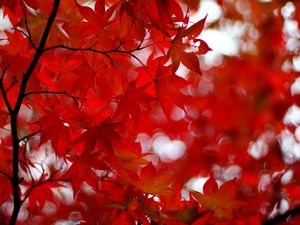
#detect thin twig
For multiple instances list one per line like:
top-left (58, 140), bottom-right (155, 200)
top-left (0, 169), bottom-right (12, 181)
top-left (43, 44), bottom-right (115, 65)
top-left (18, 129), bottom-right (41, 143)
top-left (5, 76), bottom-right (17, 94)
top-left (19, 0), bottom-right (36, 50)
top-left (24, 90), bottom-right (82, 105)
top-left (0, 66), bottom-right (13, 113)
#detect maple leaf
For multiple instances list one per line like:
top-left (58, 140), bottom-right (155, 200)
top-left (71, 119), bottom-right (120, 155)
top-left (135, 163), bottom-right (174, 196)
top-left (0, 31), bottom-right (33, 81)
top-left (168, 15), bottom-right (210, 74)
top-left (108, 141), bottom-right (149, 173)
top-left (154, 60), bottom-right (190, 116)
top-left (75, 0), bottom-right (117, 28)
top-left (1, 0), bottom-right (297, 224)
top-left (27, 181), bottom-right (65, 211)
top-left (61, 156), bottom-right (99, 196)
top-left (191, 176), bottom-right (243, 220)
top-left (36, 110), bottom-right (71, 156)
top-left (114, 81), bottom-right (155, 121)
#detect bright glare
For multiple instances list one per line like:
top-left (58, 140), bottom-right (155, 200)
top-left (201, 29), bottom-right (239, 56)
top-left (186, 176), bottom-right (209, 193)
top-left (152, 134), bottom-right (186, 162)
top-left (191, 0), bottom-right (222, 24)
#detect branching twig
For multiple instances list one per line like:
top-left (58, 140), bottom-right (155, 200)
top-left (24, 90), bottom-right (83, 105)
top-left (9, 1), bottom-right (61, 225)
top-left (21, 177), bottom-right (70, 204)
top-left (43, 43), bottom-right (159, 81)
top-left (0, 65), bottom-right (13, 113)
top-left (19, 0), bottom-right (36, 50)
top-left (43, 44), bottom-right (115, 65)
top-left (5, 76), bottom-right (17, 94)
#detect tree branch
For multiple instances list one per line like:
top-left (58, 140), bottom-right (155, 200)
top-left (24, 90), bottom-right (82, 105)
top-left (8, 1), bottom-right (61, 225)
top-left (43, 44), bottom-right (115, 65)
top-left (0, 66), bottom-right (13, 114)
top-left (18, 129), bottom-right (41, 143)
top-left (262, 205), bottom-right (300, 225)
top-left (19, 0), bottom-right (36, 50)
top-left (0, 170), bottom-right (12, 181)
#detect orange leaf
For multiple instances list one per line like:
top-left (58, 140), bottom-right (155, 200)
top-left (191, 176), bottom-right (242, 220)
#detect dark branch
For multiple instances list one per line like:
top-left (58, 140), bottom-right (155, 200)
top-left (262, 205), bottom-right (300, 225)
top-left (5, 76), bottom-right (17, 94)
top-left (43, 43), bottom-right (158, 80)
top-left (0, 65), bottom-right (13, 113)
top-left (21, 167), bottom-right (69, 204)
top-left (9, 1), bottom-right (61, 225)
top-left (19, 0), bottom-right (36, 49)
top-left (12, 28), bottom-right (36, 50)
top-left (13, 0), bottom-right (60, 114)
top-left (18, 129), bottom-right (41, 143)
top-left (43, 44), bottom-right (115, 65)
top-left (24, 90), bottom-right (83, 105)
top-left (0, 170), bottom-right (12, 181)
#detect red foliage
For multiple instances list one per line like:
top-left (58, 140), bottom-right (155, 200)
top-left (1, 0), bottom-right (300, 224)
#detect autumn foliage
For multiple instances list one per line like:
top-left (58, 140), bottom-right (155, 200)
top-left (0, 0), bottom-right (300, 224)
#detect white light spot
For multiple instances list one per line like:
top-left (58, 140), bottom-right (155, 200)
top-left (136, 133), bottom-right (152, 153)
top-left (191, 0), bottom-right (222, 24)
top-left (281, 2), bottom-right (296, 19)
top-left (185, 176), bottom-right (209, 193)
top-left (63, 122), bottom-right (70, 127)
top-left (258, 174), bottom-right (271, 192)
top-left (281, 170), bottom-right (293, 184)
top-left (248, 139), bottom-right (268, 159)
top-left (283, 105), bottom-right (300, 126)
top-left (279, 199), bottom-right (289, 214)
top-left (0, 9), bottom-right (13, 45)
top-left (293, 56), bottom-right (300, 71)
top-left (223, 165), bottom-right (242, 180)
top-left (291, 77), bottom-right (300, 95)
top-left (201, 29), bottom-right (239, 56)
top-left (279, 129), bottom-right (300, 164)
top-left (152, 134), bottom-right (186, 162)
top-left (295, 127), bottom-right (300, 141)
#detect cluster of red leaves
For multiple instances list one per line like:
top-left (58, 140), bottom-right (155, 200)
top-left (0, 0), bottom-right (300, 224)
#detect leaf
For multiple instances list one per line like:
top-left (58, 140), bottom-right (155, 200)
top-left (27, 182), bottom-right (65, 211)
top-left (72, 119), bottom-right (120, 154)
top-left (178, 15), bottom-right (207, 40)
top-left (37, 110), bottom-right (71, 156)
top-left (62, 156), bottom-right (99, 197)
top-left (114, 81), bottom-right (155, 121)
top-left (203, 176), bottom-right (218, 195)
top-left (153, 59), bottom-right (190, 116)
top-left (168, 15), bottom-right (208, 74)
top-left (135, 163), bottom-right (174, 196)
top-left (191, 176), bottom-right (242, 220)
